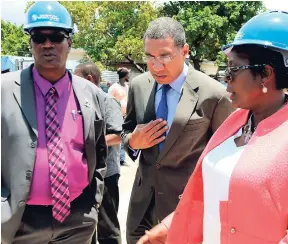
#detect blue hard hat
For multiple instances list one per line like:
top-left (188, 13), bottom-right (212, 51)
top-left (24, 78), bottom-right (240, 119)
top-left (23, 1), bottom-right (74, 35)
top-left (222, 11), bottom-right (288, 52)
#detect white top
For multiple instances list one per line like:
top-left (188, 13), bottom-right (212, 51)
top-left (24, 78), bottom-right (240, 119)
top-left (108, 82), bottom-right (129, 116)
top-left (202, 129), bottom-right (245, 244)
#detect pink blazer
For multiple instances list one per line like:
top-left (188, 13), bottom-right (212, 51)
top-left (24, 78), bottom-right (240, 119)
top-left (167, 104), bottom-right (288, 244)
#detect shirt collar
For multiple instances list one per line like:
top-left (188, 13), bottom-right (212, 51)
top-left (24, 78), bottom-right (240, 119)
top-left (32, 67), bottom-right (70, 97)
top-left (157, 63), bottom-right (188, 94)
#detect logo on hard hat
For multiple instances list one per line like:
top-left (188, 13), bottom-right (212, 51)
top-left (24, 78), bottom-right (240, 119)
top-left (31, 14), bottom-right (38, 21)
top-left (31, 14), bottom-right (60, 22)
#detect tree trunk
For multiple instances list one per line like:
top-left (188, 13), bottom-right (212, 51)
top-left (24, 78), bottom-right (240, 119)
top-left (125, 55), bottom-right (145, 73)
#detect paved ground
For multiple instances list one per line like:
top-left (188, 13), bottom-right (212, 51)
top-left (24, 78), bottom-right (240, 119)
top-left (118, 156), bottom-right (138, 244)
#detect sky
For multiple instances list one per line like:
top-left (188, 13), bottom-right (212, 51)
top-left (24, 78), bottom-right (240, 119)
top-left (1, 0), bottom-right (288, 27)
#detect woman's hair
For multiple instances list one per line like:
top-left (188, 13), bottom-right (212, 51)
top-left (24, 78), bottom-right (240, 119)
top-left (232, 44), bottom-right (288, 90)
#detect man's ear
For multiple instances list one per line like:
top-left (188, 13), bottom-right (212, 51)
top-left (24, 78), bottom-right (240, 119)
top-left (183, 43), bottom-right (189, 57)
top-left (68, 39), bottom-right (72, 51)
top-left (87, 74), bottom-right (93, 82)
top-left (29, 39), bottom-right (33, 55)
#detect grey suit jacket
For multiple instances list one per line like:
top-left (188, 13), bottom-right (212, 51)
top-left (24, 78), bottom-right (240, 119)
top-left (122, 65), bottom-right (234, 232)
top-left (1, 65), bottom-right (107, 244)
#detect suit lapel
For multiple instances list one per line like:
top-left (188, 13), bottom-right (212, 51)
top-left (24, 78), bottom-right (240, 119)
top-left (142, 74), bottom-right (159, 160)
top-left (71, 75), bottom-right (93, 141)
top-left (13, 66), bottom-right (38, 137)
top-left (143, 74), bottom-right (157, 123)
top-left (157, 67), bottom-right (199, 162)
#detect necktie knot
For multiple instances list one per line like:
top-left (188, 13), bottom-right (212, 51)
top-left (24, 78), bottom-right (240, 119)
top-left (162, 84), bottom-right (171, 94)
top-left (46, 87), bottom-right (58, 101)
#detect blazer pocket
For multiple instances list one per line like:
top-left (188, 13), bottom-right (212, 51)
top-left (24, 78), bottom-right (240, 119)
top-left (183, 119), bottom-right (206, 132)
top-left (186, 118), bottom-right (206, 125)
top-left (94, 119), bottom-right (104, 141)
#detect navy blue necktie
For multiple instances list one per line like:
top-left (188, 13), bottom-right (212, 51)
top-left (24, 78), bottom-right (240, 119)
top-left (156, 84), bottom-right (171, 151)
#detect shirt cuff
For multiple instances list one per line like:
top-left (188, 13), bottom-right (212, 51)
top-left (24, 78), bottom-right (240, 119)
top-left (161, 212), bottom-right (175, 230)
top-left (128, 145), bottom-right (140, 157)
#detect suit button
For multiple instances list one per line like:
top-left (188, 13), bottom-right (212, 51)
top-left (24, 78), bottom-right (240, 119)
top-left (230, 227), bottom-right (236, 234)
top-left (30, 142), bottom-right (36, 148)
top-left (26, 170), bottom-right (32, 181)
top-left (156, 163), bottom-right (161, 169)
top-left (178, 194), bottom-right (183, 200)
top-left (18, 200), bottom-right (26, 207)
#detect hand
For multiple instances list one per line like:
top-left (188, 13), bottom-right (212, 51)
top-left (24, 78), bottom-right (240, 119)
top-left (136, 223), bottom-right (168, 244)
top-left (129, 119), bottom-right (168, 150)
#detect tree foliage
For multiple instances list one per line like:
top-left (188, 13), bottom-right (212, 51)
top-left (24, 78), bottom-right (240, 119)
top-left (65, 1), bottom-right (157, 69)
top-left (160, 1), bottom-right (264, 69)
top-left (1, 20), bottom-right (31, 56)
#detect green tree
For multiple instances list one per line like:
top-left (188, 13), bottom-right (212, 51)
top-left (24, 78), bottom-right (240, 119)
top-left (160, 1), bottom-right (265, 70)
top-left (65, 1), bottom-right (157, 71)
top-left (1, 20), bottom-right (31, 56)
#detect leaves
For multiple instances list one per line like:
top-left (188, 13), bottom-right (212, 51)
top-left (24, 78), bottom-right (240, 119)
top-left (161, 1), bottom-right (264, 68)
top-left (61, 1), bottom-right (157, 67)
top-left (1, 20), bottom-right (31, 56)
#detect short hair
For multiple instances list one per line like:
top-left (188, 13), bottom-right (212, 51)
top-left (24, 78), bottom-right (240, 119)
top-left (76, 62), bottom-right (101, 85)
top-left (143, 17), bottom-right (186, 47)
top-left (117, 67), bottom-right (130, 79)
top-left (232, 45), bottom-right (288, 90)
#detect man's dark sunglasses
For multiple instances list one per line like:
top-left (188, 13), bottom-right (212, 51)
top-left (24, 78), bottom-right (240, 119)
top-left (31, 32), bottom-right (69, 44)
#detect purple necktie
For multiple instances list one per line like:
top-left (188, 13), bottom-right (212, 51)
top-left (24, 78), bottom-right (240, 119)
top-left (45, 87), bottom-right (70, 222)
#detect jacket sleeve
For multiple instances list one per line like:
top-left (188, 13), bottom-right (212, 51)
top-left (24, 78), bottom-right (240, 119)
top-left (92, 90), bottom-right (108, 206)
top-left (121, 81), bottom-right (140, 161)
top-left (105, 96), bottom-right (123, 135)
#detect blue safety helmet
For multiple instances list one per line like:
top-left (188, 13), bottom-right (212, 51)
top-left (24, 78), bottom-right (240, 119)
top-left (222, 11), bottom-right (288, 66)
top-left (23, 1), bottom-right (74, 35)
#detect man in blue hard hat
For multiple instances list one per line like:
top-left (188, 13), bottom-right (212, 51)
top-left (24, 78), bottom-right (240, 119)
top-left (1, 2), bottom-right (107, 244)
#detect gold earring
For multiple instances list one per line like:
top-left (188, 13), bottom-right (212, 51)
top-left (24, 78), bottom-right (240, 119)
top-left (262, 83), bottom-right (268, 93)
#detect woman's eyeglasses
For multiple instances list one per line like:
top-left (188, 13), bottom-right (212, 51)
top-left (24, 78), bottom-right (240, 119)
top-left (225, 64), bottom-right (266, 83)
top-left (31, 32), bottom-right (69, 44)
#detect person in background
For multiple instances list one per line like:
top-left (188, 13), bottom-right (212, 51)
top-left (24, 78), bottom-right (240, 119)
top-left (1, 2), bottom-right (107, 244)
top-left (122, 17), bottom-right (233, 244)
top-left (108, 67), bottom-right (130, 166)
top-left (75, 63), bottom-right (123, 244)
top-left (100, 81), bottom-right (109, 93)
top-left (137, 11), bottom-right (288, 244)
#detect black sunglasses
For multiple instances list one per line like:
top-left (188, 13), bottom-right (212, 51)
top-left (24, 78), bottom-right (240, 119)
top-left (31, 32), bottom-right (69, 44)
top-left (224, 64), bottom-right (266, 84)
